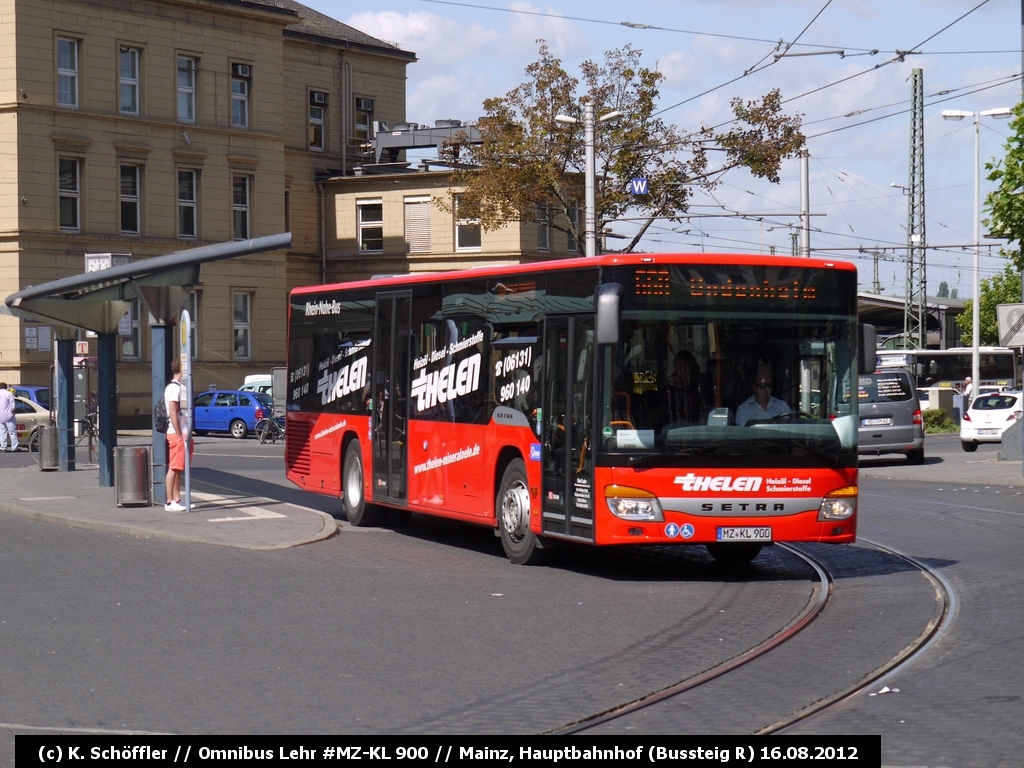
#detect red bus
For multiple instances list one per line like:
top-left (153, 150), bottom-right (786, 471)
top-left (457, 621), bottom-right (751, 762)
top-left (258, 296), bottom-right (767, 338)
top-left (286, 254), bottom-right (873, 564)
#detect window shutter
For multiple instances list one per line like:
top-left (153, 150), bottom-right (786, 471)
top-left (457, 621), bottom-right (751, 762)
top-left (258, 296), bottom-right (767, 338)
top-left (404, 200), bottom-right (431, 254)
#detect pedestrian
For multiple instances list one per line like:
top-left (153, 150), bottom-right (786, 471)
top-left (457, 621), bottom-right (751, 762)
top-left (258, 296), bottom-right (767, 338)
top-left (163, 360), bottom-right (192, 512)
top-left (963, 376), bottom-right (973, 401)
top-left (0, 382), bottom-right (18, 452)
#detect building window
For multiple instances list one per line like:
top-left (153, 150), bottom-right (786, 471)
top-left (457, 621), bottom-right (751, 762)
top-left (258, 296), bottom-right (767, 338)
top-left (284, 191), bottom-right (290, 234)
top-left (232, 175), bottom-right (250, 240)
top-left (57, 38), bottom-right (79, 108)
top-left (354, 97), bottom-right (373, 141)
top-left (357, 199), bottom-right (383, 253)
top-left (119, 46), bottom-right (139, 114)
top-left (231, 63), bottom-right (250, 128)
top-left (178, 170), bottom-right (197, 238)
top-left (309, 92), bottom-right (326, 151)
top-left (404, 197), bottom-right (431, 254)
top-left (120, 165), bottom-right (140, 235)
top-left (233, 292), bottom-right (251, 360)
top-left (567, 200), bottom-right (579, 253)
top-left (59, 158), bottom-right (80, 231)
top-left (536, 204), bottom-right (550, 251)
top-left (454, 194), bottom-right (481, 251)
top-left (177, 56), bottom-right (196, 123)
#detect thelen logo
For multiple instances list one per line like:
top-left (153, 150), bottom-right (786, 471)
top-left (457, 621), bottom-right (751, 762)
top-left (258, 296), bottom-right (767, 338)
top-left (674, 473), bottom-right (763, 493)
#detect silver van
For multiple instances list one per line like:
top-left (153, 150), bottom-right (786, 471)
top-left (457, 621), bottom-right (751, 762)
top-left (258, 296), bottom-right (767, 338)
top-left (858, 370), bottom-right (925, 464)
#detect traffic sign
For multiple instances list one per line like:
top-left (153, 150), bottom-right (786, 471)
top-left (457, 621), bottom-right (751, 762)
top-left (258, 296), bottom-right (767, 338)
top-left (629, 178), bottom-right (649, 195)
top-left (997, 303), bottom-right (1024, 347)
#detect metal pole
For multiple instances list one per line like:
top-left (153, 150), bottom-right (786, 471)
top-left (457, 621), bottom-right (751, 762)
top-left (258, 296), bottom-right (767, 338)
top-left (97, 333), bottom-right (117, 486)
top-left (973, 112), bottom-right (981, 394)
top-left (584, 102), bottom-right (596, 258)
top-left (800, 150), bottom-right (810, 256)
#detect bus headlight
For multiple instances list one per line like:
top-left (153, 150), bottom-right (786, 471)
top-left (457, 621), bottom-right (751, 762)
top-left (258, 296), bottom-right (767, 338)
top-left (605, 485), bottom-right (664, 522)
top-left (818, 485), bottom-right (857, 521)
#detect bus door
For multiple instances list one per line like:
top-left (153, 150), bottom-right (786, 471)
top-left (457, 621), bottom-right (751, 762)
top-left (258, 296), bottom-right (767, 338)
top-left (541, 315), bottom-right (595, 541)
top-left (372, 292), bottom-right (411, 505)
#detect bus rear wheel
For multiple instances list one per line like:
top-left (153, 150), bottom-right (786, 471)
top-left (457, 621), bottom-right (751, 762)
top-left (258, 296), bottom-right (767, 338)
top-left (705, 542), bottom-right (762, 564)
top-left (342, 441), bottom-right (382, 527)
top-left (498, 459), bottom-right (543, 565)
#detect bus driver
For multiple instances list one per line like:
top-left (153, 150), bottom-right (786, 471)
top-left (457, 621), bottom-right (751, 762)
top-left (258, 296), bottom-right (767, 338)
top-left (736, 363), bottom-right (790, 426)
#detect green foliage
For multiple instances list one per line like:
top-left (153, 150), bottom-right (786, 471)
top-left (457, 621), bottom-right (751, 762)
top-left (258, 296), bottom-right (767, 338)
top-left (440, 42), bottom-right (804, 254)
top-left (922, 408), bottom-right (959, 433)
top-left (955, 261), bottom-right (1023, 345)
top-left (985, 102), bottom-right (1024, 272)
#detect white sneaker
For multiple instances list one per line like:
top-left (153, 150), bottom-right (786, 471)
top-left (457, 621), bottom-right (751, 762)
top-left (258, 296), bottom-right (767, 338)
top-left (164, 501), bottom-right (187, 512)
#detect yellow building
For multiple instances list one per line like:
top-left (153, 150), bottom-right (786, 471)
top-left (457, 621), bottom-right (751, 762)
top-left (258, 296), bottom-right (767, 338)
top-left (322, 169), bottom-right (580, 283)
top-left (0, 0), bottom-right (414, 425)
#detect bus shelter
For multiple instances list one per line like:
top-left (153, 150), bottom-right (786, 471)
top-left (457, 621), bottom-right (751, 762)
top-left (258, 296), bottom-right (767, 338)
top-left (3, 233), bottom-right (290, 500)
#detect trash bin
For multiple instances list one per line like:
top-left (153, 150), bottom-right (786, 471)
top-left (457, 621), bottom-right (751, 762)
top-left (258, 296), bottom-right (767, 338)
top-left (38, 426), bottom-right (59, 471)
top-left (116, 446), bottom-right (151, 507)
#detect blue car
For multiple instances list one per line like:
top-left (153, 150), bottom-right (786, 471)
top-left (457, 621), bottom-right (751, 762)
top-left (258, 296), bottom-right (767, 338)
top-left (13, 385), bottom-right (50, 409)
top-left (192, 389), bottom-right (273, 439)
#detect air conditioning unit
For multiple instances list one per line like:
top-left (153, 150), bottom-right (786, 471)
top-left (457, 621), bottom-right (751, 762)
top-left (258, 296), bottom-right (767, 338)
top-left (310, 92), bottom-right (326, 105)
top-left (356, 98), bottom-right (373, 112)
top-left (232, 63), bottom-right (250, 78)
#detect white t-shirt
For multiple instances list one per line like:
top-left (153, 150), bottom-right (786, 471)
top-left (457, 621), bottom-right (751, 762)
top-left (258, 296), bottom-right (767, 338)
top-left (735, 394), bottom-right (791, 426)
top-left (163, 380), bottom-right (189, 435)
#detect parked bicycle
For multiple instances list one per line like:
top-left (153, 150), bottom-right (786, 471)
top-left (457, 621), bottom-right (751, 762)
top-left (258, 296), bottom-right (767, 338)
top-left (255, 414), bottom-right (285, 444)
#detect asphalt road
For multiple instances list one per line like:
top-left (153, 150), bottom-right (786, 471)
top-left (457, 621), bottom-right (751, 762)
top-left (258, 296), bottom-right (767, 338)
top-left (1, 432), bottom-right (1023, 767)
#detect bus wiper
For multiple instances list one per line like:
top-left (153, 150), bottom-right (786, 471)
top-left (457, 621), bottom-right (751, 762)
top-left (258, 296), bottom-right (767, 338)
top-left (628, 447), bottom-right (702, 466)
top-left (627, 441), bottom-right (744, 466)
top-left (758, 438), bottom-right (839, 465)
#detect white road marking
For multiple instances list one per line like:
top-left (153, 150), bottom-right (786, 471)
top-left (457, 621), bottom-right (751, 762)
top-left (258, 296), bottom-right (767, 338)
top-left (190, 490), bottom-right (287, 522)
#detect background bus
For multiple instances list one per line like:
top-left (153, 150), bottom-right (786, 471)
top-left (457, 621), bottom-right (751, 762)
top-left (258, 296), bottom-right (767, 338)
top-left (876, 347), bottom-right (1019, 393)
top-left (286, 254), bottom-right (872, 565)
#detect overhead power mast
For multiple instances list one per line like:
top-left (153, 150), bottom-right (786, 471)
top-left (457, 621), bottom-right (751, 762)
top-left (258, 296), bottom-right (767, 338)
top-left (904, 68), bottom-right (927, 348)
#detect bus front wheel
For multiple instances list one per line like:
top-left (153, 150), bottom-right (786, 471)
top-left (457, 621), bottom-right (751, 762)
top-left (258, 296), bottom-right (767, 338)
top-left (343, 441), bottom-right (381, 527)
top-left (498, 459), bottom-right (543, 565)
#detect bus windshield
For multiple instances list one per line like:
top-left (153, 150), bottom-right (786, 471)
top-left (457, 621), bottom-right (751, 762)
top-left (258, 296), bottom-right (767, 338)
top-left (597, 264), bottom-right (858, 468)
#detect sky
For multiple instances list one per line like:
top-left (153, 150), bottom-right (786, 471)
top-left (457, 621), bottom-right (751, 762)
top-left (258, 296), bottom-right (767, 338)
top-left (303, 0), bottom-right (1022, 300)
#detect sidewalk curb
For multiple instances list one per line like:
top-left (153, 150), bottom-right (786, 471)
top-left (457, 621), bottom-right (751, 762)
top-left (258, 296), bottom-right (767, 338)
top-left (0, 497), bottom-right (340, 551)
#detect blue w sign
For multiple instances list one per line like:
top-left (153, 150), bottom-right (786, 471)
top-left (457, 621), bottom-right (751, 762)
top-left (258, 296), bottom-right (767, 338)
top-left (629, 178), bottom-right (649, 195)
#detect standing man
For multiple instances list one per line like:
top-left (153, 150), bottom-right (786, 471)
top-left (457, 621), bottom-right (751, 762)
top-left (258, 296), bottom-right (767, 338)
top-left (736, 364), bottom-right (791, 427)
top-left (0, 383), bottom-right (18, 452)
top-left (164, 359), bottom-right (192, 512)
top-left (963, 376), bottom-right (973, 402)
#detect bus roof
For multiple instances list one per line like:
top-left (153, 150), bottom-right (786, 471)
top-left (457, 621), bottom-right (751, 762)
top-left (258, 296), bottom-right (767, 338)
top-left (291, 253), bottom-right (857, 296)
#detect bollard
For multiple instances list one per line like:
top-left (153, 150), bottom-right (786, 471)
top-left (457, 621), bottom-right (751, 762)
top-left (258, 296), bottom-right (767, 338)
top-left (115, 446), bottom-right (151, 507)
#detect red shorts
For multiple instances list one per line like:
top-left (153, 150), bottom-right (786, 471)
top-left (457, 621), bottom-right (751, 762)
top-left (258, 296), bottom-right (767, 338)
top-left (166, 433), bottom-right (194, 471)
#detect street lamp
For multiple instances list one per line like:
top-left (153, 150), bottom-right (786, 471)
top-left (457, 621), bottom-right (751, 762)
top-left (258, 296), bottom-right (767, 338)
top-left (556, 102), bottom-right (623, 257)
top-left (942, 107), bottom-right (1011, 396)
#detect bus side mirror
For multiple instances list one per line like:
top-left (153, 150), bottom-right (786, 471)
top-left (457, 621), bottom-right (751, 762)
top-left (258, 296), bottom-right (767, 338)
top-left (595, 283), bottom-right (622, 345)
top-left (858, 323), bottom-right (876, 375)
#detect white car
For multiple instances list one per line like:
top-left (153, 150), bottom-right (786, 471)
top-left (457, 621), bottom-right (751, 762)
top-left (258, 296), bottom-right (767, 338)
top-left (961, 391), bottom-right (1024, 452)
top-left (13, 395), bottom-right (50, 450)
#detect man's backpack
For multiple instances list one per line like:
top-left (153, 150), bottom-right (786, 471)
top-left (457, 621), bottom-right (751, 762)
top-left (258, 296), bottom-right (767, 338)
top-left (154, 382), bottom-right (178, 433)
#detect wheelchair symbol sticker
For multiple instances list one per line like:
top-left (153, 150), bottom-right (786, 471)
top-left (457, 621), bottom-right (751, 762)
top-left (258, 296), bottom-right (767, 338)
top-left (680, 523), bottom-right (695, 539)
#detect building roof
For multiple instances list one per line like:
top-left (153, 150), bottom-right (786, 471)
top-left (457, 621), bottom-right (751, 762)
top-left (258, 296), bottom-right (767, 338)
top-left (246, 0), bottom-right (416, 60)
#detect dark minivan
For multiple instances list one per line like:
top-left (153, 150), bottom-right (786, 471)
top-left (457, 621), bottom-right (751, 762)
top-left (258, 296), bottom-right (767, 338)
top-left (858, 369), bottom-right (925, 464)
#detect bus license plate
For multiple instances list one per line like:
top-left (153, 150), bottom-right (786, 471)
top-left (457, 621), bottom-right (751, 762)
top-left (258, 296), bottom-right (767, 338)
top-left (717, 527), bottom-right (772, 542)
top-left (862, 417), bottom-right (891, 426)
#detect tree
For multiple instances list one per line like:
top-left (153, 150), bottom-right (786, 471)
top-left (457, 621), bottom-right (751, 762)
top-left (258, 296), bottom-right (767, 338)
top-left (439, 42), bottom-right (805, 254)
top-left (955, 261), bottom-right (1022, 345)
top-left (937, 281), bottom-right (949, 298)
top-left (984, 101), bottom-right (1024, 272)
